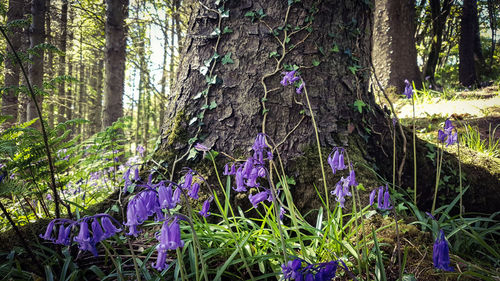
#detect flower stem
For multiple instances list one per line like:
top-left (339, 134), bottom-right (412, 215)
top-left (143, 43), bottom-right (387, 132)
top-left (302, 83), bottom-right (329, 221)
top-left (431, 144), bottom-right (444, 213)
top-left (412, 95), bottom-right (417, 206)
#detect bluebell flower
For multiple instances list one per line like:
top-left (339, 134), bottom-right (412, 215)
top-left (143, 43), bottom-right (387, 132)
top-left (249, 190), bottom-right (270, 208)
top-left (371, 185), bottom-right (392, 211)
top-left (433, 230), bottom-right (454, 271)
top-left (125, 201), bottom-right (141, 236)
top-left (331, 177), bottom-right (352, 208)
top-left (281, 258), bottom-right (343, 281)
top-left (91, 218), bottom-right (105, 243)
top-left (280, 70), bottom-right (300, 86)
top-left (438, 129), bottom-right (446, 142)
top-left (403, 79), bottom-right (413, 99)
top-left (279, 206), bottom-right (286, 221)
top-left (327, 148), bottom-right (347, 175)
top-left (182, 172), bottom-right (193, 189)
top-left (281, 259), bottom-right (302, 280)
top-left (101, 216), bottom-right (122, 239)
top-left (445, 132), bottom-right (457, 147)
top-left (194, 143), bottom-right (210, 152)
top-left (74, 221), bottom-right (98, 256)
top-left (136, 145), bottom-right (145, 157)
top-left (188, 182), bottom-right (200, 199)
top-left (199, 196), bottom-right (212, 217)
top-left (233, 167), bottom-right (247, 192)
top-left (296, 81), bottom-right (305, 94)
top-left (134, 167), bottom-right (140, 181)
top-left (40, 219), bottom-right (56, 241)
top-left (55, 224), bottom-right (72, 246)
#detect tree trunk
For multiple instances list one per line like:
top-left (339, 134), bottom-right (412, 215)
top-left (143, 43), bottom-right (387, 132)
top-left (57, 0), bottom-right (68, 124)
top-left (423, 0), bottom-right (453, 84)
top-left (1, 0), bottom-right (24, 127)
top-left (45, 0), bottom-right (54, 127)
top-left (372, 0), bottom-right (422, 92)
top-left (26, 0), bottom-right (46, 124)
top-left (102, 0), bottom-right (128, 127)
top-left (459, 0), bottom-right (481, 87)
top-left (89, 59), bottom-right (103, 135)
top-left (157, 0), bottom-right (379, 196)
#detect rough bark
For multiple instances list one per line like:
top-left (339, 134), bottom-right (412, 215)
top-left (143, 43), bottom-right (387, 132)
top-left (26, 0), bottom-right (46, 124)
top-left (1, 0), bottom-right (24, 127)
top-left (158, 0), bottom-right (375, 172)
top-left (45, 0), bottom-right (54, 127)
top-left (57, 0), bottom-right (68, 124)
top-left (372, 0), bottom-right (422, 92)
top-left (423, 0), bottom-right (453, 84)
top-left (459, 0), bottom-right (480, 87)
top-left (102, 0), bottom-right (128, 127)
top-left (89, 59), bottom-right (103, 135)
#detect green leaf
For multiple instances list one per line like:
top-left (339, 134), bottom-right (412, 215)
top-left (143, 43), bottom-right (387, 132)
top-left (312, 59), bottom-right (320, 66)
top-left (353, 99), bottom-right (366, 113)
top-left (188, 137), bottom-right (198, 145)
top-left (306, 27), bottom-right (313, 32)
top-left (284, 37), bottom-right (291, 44)
top-left (199, 66), bottom-right (209, 76)
top-left (330, 44), bottom-right (339, 53)
top-left (222, 26), bottom-right (233, 34)
top-left (189, 117), bottom-right (198, 126)
top-left (206, 75), bottom-right (218, 85)
top-left (210, 27), bottom-right (221, 36)
top-left (187, 148), bottom-right (198, 160)
top-left (244, 11), bottom-right (255, 17)
top-left (356, 183), bottom-right (366, 191)
top-left (221, 52), bottom-right (234, 65)
top-left (348, 65), bottom-right (358, 74)
top-left (209, 101), bottom-right (217, 110)
top-left (221, 10), bottom-right (230, 18)
top-left (269, 51), bottom-right (279, 58)
top-left (193, 92), bottom-right (203, 100)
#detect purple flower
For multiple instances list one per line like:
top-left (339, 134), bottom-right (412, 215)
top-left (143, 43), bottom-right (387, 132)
top-left (159, 219), bottom-right (184, 250)
top-left (280, 206), bottom-right (286, 221)
top-left (91, 218), bottom-right (105, 244)
top-left (281, 258), bottom-right (343, 281)
top-left (426, 212), bottom-right (437, 221)
top-left (182, 172), bottom-right (193, 189)
top-left (136, 145), bottom-right (145, 157)
top-left (194, 143), bottom-right (210, 152)
top-left (134, 167), bottom-right (140, 181)
top-left (55, 224), bottom-right (72, 246)
top-left (249, 190), bottom-right (269, 208)
top-left (233, 167), bottom-right (247, 192)
top-left (445, 132), bottom-right (457, 147)
top-left (327, 148), bottom-right (347, 175)
top-left (188, 182), bottom-right (200, 199)
top-left (403, 79), bottom-right (413, 99)
top-left (372, 185), bottom-right (392, 211)
top-left (331, 177), bottom-right (352, 208)
top-left (433, 230), bottom-right (454, 271)
top-left (158, 183), bottom-right (177, 209)
top-left (101, 216), bottom-right (122, 239)
top-left (348, 169), bottom-right (357, 187)
top-left (40, 219), bottom-right (56, 241)
top-left (281, 259), bottom-right (302, 280)
top-left (296, 81), bottom-right (305, 94)
top-left (369, 189), bottom-right (376, 206)
top-left (199, 196), bottom-right (213, 217)
top-left (74, 221), bottom-right (98, 256)
top-left (280, 70), bottom-right (300, 86)
top-left (124, 202), bottom-right (141, 236)
top-left (438, 130), bottom-right (447, 142)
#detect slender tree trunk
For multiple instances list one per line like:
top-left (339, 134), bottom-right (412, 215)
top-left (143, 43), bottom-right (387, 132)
top-left (18, 0), bottom-right (31, 124)
top-left (372, 0), bottom-right (422, 92)
top-left (423, 0), bottom-right (453, 83)
top-left (89, 59), bottom-right (103, 135)
top-left (45, 0), bottom-right (55, 127)
top-left (26, 0), bottom-right (46, 124)
top-left (57, 0), bottom-right (68, 124)
top-left (102, 0), bottom-right (128, 127)
top-left (459, 0), bottom-right (480, 87)
top-left (487, 0), bottom-right (497, 69)
top-left (1, 0), bottom-right (24, 127)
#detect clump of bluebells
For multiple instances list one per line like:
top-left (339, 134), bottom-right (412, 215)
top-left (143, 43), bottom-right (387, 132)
top-left (438, 119), bottom-right (457, 147)
top-left (224, 133), bottom-right (274, 208)
top-left (123, 169), bottom-right (211, 270)
top-left (281, 258), bottom-right (348, 281)
top-left (369, 185), bottom-right (393, 211)
top-left (39, 214), bottom-right (122, 256)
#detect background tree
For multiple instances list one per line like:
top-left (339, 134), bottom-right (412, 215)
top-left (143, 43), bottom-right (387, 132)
top-left (423, 0), bottom-right (453, 84)
top-left (26, 0), bottom-right (46, 123)
top-left (102, 0), bottom-right (128, 127)
top-left (1, 0), bottom-right (24, 127)
top-left (459, 0), bottom-right (482, 87)
top-left (372, 0), bottom-right (422, 92)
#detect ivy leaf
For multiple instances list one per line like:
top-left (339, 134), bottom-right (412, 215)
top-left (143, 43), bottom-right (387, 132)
top-left (306, 27), bottom-right (313, 33)
top-left (188, 137), bottom-right (198, 145)
top-left (199, 66), bottom-right (209, 76)
top-left (244, 11), bottom-right (255, 17)
top-left (353, 99), bottom-right (366, 113)
top-left (206, 75), bottom-right (217, 85)
top-left (187, 148), bottom-right (198, 160)
top-left (223, 26), bottom-right (233, 34)
top-left (189, 117), bottom-right (198, 126)
top-left (284, 37), bottom-right (290, 44)
top-left (221, 10), bottom-right (229, 18)
top-left (193, 92), bottom-right (203, 100)
top-left (221, 52), bottom-right (234, 65)
top-left (209, 101), bottom-right (217, 110)
top-left (269, 51), bottom-right (279, 58)
top-left (312, 59), bottom-right (320, 66)
top-left (211, 27), bottom-right (221, 36)
top-left (330, 44), bottom-right (339, 53)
